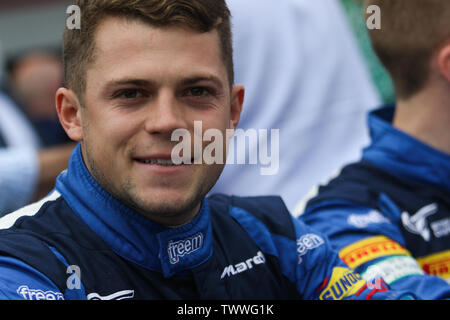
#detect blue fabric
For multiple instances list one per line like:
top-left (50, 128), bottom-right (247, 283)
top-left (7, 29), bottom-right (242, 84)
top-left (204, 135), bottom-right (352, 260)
top-left (0, 133), bottom-right (5, 148)
top-left (0, 142), bottom-right (419, 300)
top-left (55, 144), bottom-right (213, 278)
top-left (47, 246), bottom-right (86, 300)
top-left (228, 205), bottom-right (407, 300)
top-left (363, 107), bottom-right (450, 191)
top-left (0, 256), bottom-right (63, 300)
top-left (300, 106), bottom-right (450, 299)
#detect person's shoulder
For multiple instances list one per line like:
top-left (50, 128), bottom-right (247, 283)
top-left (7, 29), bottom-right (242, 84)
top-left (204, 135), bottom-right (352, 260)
top-left (0, 190), bottom-right (64, 231)
top-left (208, 193), bottom-right (288, 216)
top-left (208, 193), bottom-right (295, 237)
top-left (0, 255), bottom-right (64, 300)
top-left (302, 160), bottom-right (389, 213)
top-left (0, 191), bottom-right (72, 264)
top-left (0, 193), bottom-right (82, 299)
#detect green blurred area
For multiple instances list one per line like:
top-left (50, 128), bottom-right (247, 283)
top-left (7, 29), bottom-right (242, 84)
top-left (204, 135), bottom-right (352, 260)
top-left (340, 0), bottom-right (396, 105)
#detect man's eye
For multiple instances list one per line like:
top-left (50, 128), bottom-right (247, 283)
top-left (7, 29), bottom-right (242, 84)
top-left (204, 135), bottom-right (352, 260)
top-left (116, 89), bottom-right (144, 99)
top-left (186, 87), bottom-right (211, 97)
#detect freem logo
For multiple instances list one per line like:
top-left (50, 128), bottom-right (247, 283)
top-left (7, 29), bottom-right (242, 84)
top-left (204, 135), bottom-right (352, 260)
top-left (168, 233), bottom-right (204, 264)
top-left (17, 285), bottom-right (64, 300)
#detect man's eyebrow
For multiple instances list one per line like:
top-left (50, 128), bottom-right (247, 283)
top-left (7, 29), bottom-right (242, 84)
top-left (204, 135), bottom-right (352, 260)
top-left (103, 75), bottom-right (225, 90)
top-left (105, 78), bottom-right (154, 88)
top-left (180, 76), bottom-right (224, 89)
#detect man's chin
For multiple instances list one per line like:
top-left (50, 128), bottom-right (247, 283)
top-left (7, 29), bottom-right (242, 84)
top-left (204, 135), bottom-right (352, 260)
top-left (125, 192), bottom-right (204, 226)
top-left (116, 167), bottom-right (222, 225)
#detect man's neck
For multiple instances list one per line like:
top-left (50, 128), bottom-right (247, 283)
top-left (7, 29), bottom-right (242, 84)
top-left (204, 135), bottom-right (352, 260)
top-left (393, 87), bottom-right (450, 155)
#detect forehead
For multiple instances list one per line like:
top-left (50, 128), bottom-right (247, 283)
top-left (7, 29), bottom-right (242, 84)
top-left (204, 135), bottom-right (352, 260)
top-left (87, 16), bottom-right (228, 87)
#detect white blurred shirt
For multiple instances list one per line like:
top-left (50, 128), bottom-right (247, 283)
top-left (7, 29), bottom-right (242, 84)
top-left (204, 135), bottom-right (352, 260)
top-left (211, 0), bottom-right (381, 211)
top-left (0, 92), bottom-right (40, 215)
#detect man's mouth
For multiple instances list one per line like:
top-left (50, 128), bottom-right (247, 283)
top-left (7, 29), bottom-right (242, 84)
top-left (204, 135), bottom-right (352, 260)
top-left (133, 155), bottom-right (196, 166)
top-left (135, 158), bottom-right (180, 166)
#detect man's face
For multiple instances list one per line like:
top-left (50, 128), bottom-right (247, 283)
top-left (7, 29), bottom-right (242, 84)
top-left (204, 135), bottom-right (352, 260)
top-left (69, 17), bottom-right (243, 226)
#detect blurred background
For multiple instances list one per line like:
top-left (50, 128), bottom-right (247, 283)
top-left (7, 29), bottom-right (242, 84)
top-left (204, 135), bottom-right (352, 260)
top-left (0, 0), bottom-right (394, 215)
top-left (0, 0), bottom-right (71, 75)
top-left (0, 0), bottom-right (73, 147)
top-left (0, 1), bottom-right (69, 48)
top-left (0, 0), bottom-right (74, 216)
top-left (0, 0), bottom-right (393, 106)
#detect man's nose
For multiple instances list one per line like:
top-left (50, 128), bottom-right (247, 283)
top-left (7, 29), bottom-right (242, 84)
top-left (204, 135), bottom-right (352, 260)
top-left (143, 90), bottom-right (187, 135)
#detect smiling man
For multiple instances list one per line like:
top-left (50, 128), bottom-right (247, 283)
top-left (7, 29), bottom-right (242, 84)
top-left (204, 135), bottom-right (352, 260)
top-left (59, 14), bottom-right (239, 227)
top-left (0, 0), bottom-right (416, 300)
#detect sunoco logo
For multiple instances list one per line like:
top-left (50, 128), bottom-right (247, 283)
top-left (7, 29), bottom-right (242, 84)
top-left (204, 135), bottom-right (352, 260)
top-left (319, 267), bottom-right (366, 300)
top-left (168, 233), bottom-right (203, 264)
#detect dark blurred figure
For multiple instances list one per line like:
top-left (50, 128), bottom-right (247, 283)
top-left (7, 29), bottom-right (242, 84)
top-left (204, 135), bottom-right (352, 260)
top-left (6, 49), bottom-right (70, 147)
top-left (0, 89), bottom-right (74, 216)
top-left (0, 48), bottom-right (74, 216)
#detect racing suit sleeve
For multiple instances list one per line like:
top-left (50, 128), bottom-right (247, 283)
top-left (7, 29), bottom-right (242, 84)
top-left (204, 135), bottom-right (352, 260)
top-left (288, 215), bottom-right (418, 300)
top-left (0, 255), bottom-right (64, 300)
top-left (299, 199), bottom-right (450, 300)
top-left (0, 245), bottom-right (86, 300)
top-left (229, 204), bottom-right (417, 300)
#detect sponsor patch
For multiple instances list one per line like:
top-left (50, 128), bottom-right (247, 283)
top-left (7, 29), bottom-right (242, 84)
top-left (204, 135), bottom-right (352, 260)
top-left (361, 255), bottom-right (424, 284)
top-left (296, 233), bottom-right (324, 263)
top-left (430, 218), bottom-right (450, 238)
top-left (417, 250), bottom-right (450, 281)
top-left (401, 203), bottom-right (438, 242)
top-left (339, 236), bottom-right (411, 269)
top-left (87, 290), bottom-right (135, 300)
top-left (17, 285), bottom-right (64, 300)
top-left (347, 210), bottom-right (389, 228)
top-left (167, 232), bottom-right (203, 265)
top-left (220, 251), bottom-right (266, 279)
top-left (318, 267), bottom-right (366, 300)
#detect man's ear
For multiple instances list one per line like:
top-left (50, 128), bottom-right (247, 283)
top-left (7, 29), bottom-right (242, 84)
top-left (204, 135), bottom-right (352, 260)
top-left (438, 42), bottom-right (450, 83)
top-left (56, 87), bottom-right (84, 141)
top-left (229, 84), bottom-right (245, 130)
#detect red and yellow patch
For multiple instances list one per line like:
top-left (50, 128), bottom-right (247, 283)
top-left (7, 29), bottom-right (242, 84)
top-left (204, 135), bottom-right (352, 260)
top-left (339, 236), bottom-right (411, 269)
top-left (417, 250), bottom-right (450, 281)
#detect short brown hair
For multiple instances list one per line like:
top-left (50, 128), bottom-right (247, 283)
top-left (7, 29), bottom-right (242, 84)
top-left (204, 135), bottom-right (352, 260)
top-left (63, 0), bottom-right (233, 102)
top-left (365, 0), bottom-right (450, 99)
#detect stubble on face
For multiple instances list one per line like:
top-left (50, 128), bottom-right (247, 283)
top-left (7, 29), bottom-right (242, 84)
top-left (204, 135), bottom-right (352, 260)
top-left (82, 123), bottom-right (225, 226)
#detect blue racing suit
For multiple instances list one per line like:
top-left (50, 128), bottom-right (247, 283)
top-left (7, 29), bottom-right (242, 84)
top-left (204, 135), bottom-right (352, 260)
top-left (300, 106), bottom-right (450, 300)
top-left (0, 144), bottom-right (415, 300)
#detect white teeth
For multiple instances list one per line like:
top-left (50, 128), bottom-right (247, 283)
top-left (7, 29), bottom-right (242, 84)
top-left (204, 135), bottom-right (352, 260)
top-left (139, 158), bottom-right (177, 166)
